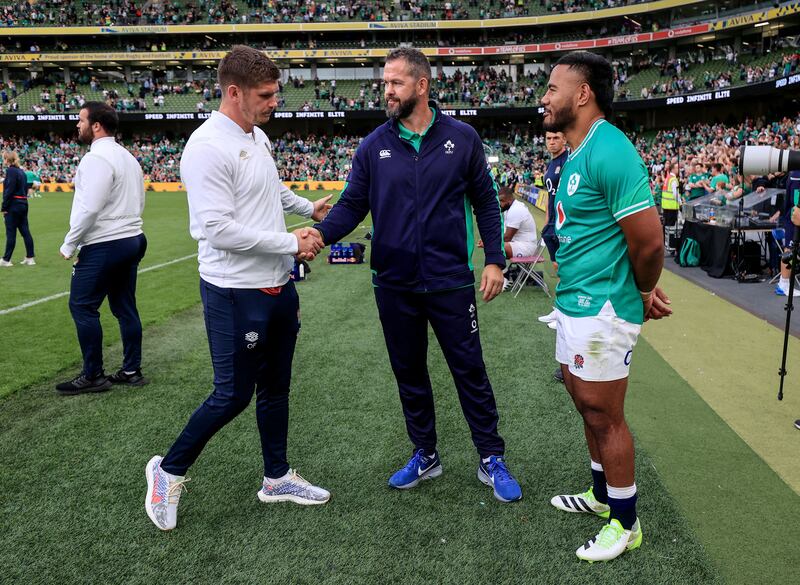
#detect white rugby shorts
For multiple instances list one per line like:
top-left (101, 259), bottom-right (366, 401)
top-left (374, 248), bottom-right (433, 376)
top-left (509, 241), bottom-right (538, 258)
top-left (555, 302), bottom-right (641, 382)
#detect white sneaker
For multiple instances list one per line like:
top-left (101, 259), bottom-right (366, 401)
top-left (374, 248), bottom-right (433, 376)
top-left (550, 486), bottom-right (610, 518)
top-left (144, 455), bottom-right (189, 531)
top-left (576, 518), bottom-right (642, 562)
top-left (258, 469), bottom-right (330, 505)
top-left (20, 257), bottom-right (36, 266)
top-left (547, 320), bottom-right (557, 330)
top-left (538, 309), bottom-right (557, 324)
top-left (502, 277), bottom-right (512, 292)
top-left (0, 259), bottom-right (12, 267)
top-left (775, 285), bottom-right (800, 297)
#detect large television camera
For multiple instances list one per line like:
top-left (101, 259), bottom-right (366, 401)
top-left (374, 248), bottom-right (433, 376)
top-left (739, 145), bottom-right (800, 176)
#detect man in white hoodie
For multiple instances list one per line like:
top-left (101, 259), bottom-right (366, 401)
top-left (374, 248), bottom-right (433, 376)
top-left (144, 45), bottom-right (332, 531)
top-left (57, 102), bottom-right (148, 395)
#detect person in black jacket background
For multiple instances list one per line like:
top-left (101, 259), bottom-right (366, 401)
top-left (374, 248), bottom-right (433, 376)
top-left (1, 150), bottom-right (35, 267)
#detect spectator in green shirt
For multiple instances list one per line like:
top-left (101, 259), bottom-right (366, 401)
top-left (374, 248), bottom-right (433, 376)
top-left (702, 163), bottom-right (729, 194)
top-left (24, 168), bottom-right (41, 198)
top-left (685, 163), bottom-right (708, 200)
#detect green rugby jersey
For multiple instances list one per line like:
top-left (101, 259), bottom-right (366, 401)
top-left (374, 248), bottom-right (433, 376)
top-left (554, 118), bottom-right (654, 325)
top-left (687, 172), bottom-right (708, 199)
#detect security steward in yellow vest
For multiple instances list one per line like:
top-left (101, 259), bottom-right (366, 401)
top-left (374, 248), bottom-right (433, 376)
top-left (661, 163), bottom-right (681, 227)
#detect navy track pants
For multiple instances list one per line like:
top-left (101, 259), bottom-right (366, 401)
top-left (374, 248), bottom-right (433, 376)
top-left (374, 285), bottom-right (505, 458)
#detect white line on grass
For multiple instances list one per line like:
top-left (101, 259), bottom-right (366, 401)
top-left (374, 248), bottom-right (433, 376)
top-left (286, 218), bottom-right (314, 230)
top-left (0, 253), bottom-right (197, 316)
top-left (0, 218), bottom-right (317, 317)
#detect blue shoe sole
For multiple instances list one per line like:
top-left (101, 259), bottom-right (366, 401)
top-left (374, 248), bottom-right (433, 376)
top-left (388, 464), bottom-right (443, 489)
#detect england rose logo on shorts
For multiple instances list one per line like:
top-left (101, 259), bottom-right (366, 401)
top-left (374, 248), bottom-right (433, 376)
top-left (573, 354), bottom-right (584, 370)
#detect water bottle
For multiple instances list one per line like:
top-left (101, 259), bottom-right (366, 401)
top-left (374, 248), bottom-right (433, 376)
top-left (709, 207), bottom-right (715, 224)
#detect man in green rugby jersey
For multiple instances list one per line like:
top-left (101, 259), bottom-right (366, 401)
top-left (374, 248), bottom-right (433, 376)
top-left (685, 162), bottom-right (709, 201)
top-left (540, 51), bottom-right (672, 562)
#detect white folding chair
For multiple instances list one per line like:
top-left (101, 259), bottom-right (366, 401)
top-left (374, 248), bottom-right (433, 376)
top-left (508, 238), bottom-right (552, 298)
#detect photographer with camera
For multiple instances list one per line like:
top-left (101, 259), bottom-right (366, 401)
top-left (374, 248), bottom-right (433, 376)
top-left (791, 202), bottom-right (800, 431)
top-left (741, 143), bottom-right (800, 409)
top-left (773, 170), bottom-right (800, 296)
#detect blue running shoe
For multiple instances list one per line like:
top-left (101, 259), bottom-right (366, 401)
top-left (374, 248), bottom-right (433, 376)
top-left (388, 449), bottom-right (442, 489)
top-left (775, 285), bottom-right (800, 297)
top-left (477, 456), bottom-right (522, 502)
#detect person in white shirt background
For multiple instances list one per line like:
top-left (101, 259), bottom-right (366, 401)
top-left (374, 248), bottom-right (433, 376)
top-left (144, 45), bottom-right (332, 532)
top-left (478, 186), bottom-right (538, 290)
top-left (498, 185), bottom-right (538, 259)
top-left (56, 102), bottom-right (149, 395)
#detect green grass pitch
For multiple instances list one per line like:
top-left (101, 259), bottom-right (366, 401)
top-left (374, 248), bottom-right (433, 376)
top-left (0, 190), bottom-right (771, 584)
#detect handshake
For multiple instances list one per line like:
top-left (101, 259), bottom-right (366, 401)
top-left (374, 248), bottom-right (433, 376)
top-left (293, 227), bottom-right (325, 261)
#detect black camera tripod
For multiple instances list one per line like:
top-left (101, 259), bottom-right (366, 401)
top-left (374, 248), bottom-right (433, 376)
top-left (778, 239), bottom-right (799, 400)
top-left (730, 196), bottom-right (759, 282)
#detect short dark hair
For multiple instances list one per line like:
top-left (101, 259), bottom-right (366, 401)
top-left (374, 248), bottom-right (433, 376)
top-left (712, 162), bottom-right (724, 173)
top-left (385, 47), bottom-right (432, 83)
top-left (82, 101), bottom-right (118, 134)
top-left (554, 51), bottom-right (614, 119)
top-left (218, 45), bottom-right (280, 90)
top-left (499, 185), bottom-right (516, 200)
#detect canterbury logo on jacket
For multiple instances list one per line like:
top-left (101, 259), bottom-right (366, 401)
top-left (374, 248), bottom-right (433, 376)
top-left (315, 103), bottom-right (505, 292)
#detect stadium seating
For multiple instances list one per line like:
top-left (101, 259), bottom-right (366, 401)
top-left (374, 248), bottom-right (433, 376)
top-left (9, 46), bottom-right (798, 116)
top-left (619, 49), bottom-right (799, 99)
top-left (0, 0), bottom-right (657, 26)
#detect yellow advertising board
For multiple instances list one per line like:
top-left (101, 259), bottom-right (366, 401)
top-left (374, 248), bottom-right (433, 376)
top-left (4, 181), bottom-right (345, 193)
top-left (0, 48), bottom-right (432, 64)
top-left (708, 1), bottom-right (800, 31)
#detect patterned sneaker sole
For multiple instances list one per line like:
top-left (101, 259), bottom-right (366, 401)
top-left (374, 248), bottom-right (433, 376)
top-left (257, 490), bottom-right (331, 506)
top-left (550, 495), bottom-right (610, 518)
top-left (577, 534), bottom-right (643, 563)
top-left (144, 456), bottom-right (173, 531)
top-left (477, 467), bottom-right (522, 503)
top-left (389, 464), bottom-right (443, 490)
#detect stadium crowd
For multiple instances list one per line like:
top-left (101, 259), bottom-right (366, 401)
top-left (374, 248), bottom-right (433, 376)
top-left (0, 0), bottom-right (667, 26)
top-left (0, 134), bottom-right (185, 183)
top-left (10, 42), bottom-right (798, 116)
top-left (641, 115), bottom-right (800, 204)
top-left (1, 76), bottom-right (224, 115)
top-left (4, 113), bottom-right (797, 189)
top-left (432, 67), bottom-right (547, 108)
top-left (630, 48), bottom-right (800, 99)
top-left (0, 13), bottom-right (666, 52)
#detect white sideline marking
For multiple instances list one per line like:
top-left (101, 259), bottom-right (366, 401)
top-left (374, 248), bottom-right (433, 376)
top-left (0, 253), bottom-right (197, 316)
top-left (0, 218), bottom-right (316, 317)
top-left (286, 218), bottom-right (314, 230)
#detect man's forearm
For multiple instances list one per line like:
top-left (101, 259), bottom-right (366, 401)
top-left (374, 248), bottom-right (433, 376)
top-left (629, 245), bottom-right (663, 292)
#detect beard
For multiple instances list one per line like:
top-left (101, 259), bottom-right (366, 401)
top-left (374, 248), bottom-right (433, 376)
top-left (542, 103), bottom-right (576, 133)
top-left (77, 125), bottom-right (94, 144)
top-left (385, 94), bottom-right (417, 120)
top-left (255, 109), bottom-right (272, 124)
